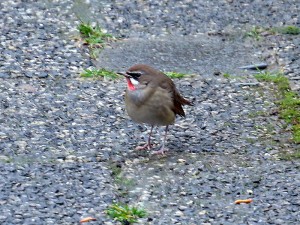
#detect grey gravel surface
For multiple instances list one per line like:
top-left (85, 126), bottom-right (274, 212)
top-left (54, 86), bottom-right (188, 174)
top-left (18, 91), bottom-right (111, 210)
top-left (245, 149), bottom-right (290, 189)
top-left (0, 0), bottom-right (300, 225)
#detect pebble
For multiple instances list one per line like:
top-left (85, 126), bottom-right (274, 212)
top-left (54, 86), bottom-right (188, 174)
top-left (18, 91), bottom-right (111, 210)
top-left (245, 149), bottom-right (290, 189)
top-left (177, 158), bottom-right (186, 163)
top-left (174, 211), bottom-right (184, 217)
top-left (199, 210), bottom-right (207, 215)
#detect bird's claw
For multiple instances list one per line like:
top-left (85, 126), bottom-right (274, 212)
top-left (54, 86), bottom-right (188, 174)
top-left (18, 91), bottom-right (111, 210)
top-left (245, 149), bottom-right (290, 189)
top-left (135, 143), bottom-right (152, 151)
top-left (152, 148), bottom-right (169, 155)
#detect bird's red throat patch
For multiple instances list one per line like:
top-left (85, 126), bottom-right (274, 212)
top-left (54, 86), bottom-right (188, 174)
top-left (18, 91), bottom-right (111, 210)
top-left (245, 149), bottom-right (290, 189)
top-left (126, 78), bottom-right (136, 91)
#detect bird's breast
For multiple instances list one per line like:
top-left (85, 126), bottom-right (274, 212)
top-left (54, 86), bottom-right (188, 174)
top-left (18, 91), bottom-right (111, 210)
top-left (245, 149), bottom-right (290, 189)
top-left (125, 87), bottom-right (175, 126)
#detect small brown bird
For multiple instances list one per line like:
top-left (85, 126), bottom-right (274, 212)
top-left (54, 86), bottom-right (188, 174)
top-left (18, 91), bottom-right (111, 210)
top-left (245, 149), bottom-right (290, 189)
top-left (119, 64), bottom-right (193, 154)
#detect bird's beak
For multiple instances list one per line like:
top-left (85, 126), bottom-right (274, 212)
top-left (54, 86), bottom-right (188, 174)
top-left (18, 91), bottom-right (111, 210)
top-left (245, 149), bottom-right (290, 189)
top-left (117, 72), bottom-right (131, 78)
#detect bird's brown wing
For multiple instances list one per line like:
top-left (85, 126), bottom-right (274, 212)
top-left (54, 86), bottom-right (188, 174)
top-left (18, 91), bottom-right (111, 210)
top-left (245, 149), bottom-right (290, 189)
top-left (172, 87), bottom-right (193, 117)
top-left (159, 78), bottom-right (193, 117)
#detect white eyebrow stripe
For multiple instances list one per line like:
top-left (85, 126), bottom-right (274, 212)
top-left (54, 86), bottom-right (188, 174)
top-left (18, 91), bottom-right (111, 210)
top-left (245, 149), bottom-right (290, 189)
top-left (128, 70), bottom-right (143, 76)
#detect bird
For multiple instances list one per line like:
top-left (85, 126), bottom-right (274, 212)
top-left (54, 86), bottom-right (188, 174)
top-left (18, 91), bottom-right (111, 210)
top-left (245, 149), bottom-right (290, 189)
top-left (118, 64), bottom-right (193, 154)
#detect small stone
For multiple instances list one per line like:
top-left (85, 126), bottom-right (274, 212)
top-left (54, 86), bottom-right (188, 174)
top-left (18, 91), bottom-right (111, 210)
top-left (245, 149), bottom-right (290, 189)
top-left (177, 158), bottom-right (186, 163)
top-left (174, 211), bottom-right (184, 217)
top-left (169, 202), bottom-right (177, 206)
top-left (186, 201), bottom-right (194, 205)
top-left (24, 71), bottom-right (34, 78)
top-left (104, 222), bottom-right (114, 225)
top-left (15, 141), bottom-right (27, 151)
top-left (65, 155), bottom-right (77, 162)
top-left (19, 84), bottom-right (37, 93)
top-left (290, 81), bottom-right (300, 91)
top-left (38, 72), bottom-right (49, 78)
top-left (199, 210), bottom-right (207, 215)
top-left (247, 189), bottom-right (253, 195)
top-left (213, 71), bottom-right (221, 76)
top-left (0, 155), bottom-right (10, 162)
top-left (178, 206), bottom-right (188, 211)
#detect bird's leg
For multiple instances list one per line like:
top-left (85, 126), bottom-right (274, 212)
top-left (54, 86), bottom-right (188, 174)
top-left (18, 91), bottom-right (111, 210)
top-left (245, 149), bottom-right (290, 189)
top-left (153, 125), bottom-right (169, 155)
top-left (135, 125), bottom-right (154, 150)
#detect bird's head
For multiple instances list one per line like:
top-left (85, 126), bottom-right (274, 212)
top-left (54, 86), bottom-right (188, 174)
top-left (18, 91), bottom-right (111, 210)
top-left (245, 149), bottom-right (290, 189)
top-left (118, 64), bottom-right (156, 91)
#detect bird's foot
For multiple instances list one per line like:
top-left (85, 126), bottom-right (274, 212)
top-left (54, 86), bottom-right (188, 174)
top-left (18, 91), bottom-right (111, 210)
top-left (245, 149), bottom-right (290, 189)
top-left (152, 147), bottom-right (169, 155)
top-left (135, 143), bottom-right (152, 151)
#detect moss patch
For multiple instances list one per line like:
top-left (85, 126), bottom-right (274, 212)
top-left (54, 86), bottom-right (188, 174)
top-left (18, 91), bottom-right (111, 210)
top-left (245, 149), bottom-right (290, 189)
top-left (245, 26), bottom-right (264, 40)
top-left (77, 22), bottom-right (114, 59)
top-left (106, 203), bottom-right (147, 225)
top-left (165, 71), bottom-right (191, 79)
top-left (274, 25), bottom-right (300, 35)
top-left (80, 68), bottom-right (119, 79)
top-left (254, 72), bottom-right (300, 153)
top-left (245, 25), bottom-right (300, 41)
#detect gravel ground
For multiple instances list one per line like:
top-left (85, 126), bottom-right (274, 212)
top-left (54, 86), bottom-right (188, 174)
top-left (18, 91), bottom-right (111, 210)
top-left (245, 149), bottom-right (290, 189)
top-left (0, 0), bottom-right (299, 225)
